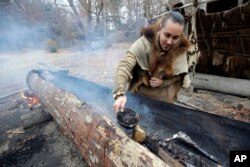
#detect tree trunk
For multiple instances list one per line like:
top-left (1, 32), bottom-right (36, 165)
top-left (67, 0), bottom-right (85, 34)
top-left (26, 71), bottom-right (168, 167)
top-left (190, 73), bottom-right (250, 97)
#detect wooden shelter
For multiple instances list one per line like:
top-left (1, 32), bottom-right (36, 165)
top-left (194, 0), bottom-right (250, 79)
top-left (153, 0), bottom-right (250, 96)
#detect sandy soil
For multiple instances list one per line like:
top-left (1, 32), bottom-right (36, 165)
top-left (0, 43), bottom-right (249, 166)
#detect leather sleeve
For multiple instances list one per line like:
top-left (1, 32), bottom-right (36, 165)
top-left (112, 52), bottom-right (137, 99)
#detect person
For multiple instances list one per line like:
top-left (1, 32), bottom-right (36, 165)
top-left (113, 11), bottom-right (191, 112)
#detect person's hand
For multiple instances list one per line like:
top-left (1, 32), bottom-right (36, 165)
top-left (113, 95), bottom-right (127, 113)
top-left (149, 77), bottom-right (163, 88)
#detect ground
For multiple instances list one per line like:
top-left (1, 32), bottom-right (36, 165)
top-left (0, 43), bottom-right (249, 166)
top-left (0, 93), bottom-right (87, 167)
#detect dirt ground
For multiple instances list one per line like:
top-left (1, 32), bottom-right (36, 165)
top-left (0, 93), bottom-right (87, 167)
top-left (0, 43), bottom-right (249, 166)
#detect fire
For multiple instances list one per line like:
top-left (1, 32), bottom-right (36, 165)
top-left (20, 90), bottom-right (40, 108)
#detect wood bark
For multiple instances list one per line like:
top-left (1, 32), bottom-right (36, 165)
top-left (26, 71), bottom-right (168, 167)
top-left (190, 73), bottom-right (250, 97)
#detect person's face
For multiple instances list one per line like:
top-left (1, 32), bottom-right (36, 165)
top-left (159, 19), bottom-right (184, 51)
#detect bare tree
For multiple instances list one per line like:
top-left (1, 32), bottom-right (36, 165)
top-left (79, 0), bottom-right (92, 24)
top-left (67, 0), bottom-right (85, 35)
top-left (1, 0), bottom-right (189, 50)
top-left (92, 0), bottom-right (104, 25)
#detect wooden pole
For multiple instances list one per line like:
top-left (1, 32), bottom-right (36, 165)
top-left (190, 73), bottom-right (250, 97)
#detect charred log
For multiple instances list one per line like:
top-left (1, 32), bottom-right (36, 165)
top-left (21, 107), bottom-right (53, 129)
top-left (26, 70), bottom-right (250, 167)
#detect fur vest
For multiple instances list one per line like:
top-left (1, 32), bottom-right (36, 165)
top-left (128, 22), bottom-right (191, 90)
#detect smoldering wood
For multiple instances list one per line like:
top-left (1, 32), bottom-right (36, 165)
top-left (190, 73), bottom-right (250, 97)
top-left (161, 139), bottom-right (221, 167)
top-left (26, 71), bottom-right (168, 167)
top-left (26, 70), bottom-right (250, 167)
top-left (158, 147), bottom-right (184, 167)
top-left (21, 107), bottom-right (53, 129)
top-left (119, 123), bottom-right (183, 166)
top-left (144, 136), bottom-right (184, 167)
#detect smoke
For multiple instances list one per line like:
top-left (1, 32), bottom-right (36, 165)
top-left (0, 21), bottom-right (50, 51)
top-left (0, 0), bottom-right (144, 97)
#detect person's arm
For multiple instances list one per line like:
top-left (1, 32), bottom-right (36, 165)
top-left (113, 52), bottom-right (137, 98)
top-left (113, 52), bottom-right (137, 112)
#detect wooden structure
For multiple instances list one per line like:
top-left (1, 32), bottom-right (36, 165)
top-left (150, 0), bottom-right (250, 95)
top-left (194, 1), bottom-right (250, 79)
top-left (26, 70), bottom-right (250, 167)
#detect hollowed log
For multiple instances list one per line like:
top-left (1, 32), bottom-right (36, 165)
top-left (27, 70), bottom-right (250, 167)
top-left (26, 70), bottom-right (168, 167)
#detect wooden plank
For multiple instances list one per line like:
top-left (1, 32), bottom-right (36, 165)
top-left (190, 73), bottom-right (250, 97)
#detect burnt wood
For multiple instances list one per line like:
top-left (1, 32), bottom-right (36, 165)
top-left (21, 107), bottom-right (53, 129)
top-left (27, 70), bottom-right (250, 167)
top-left (144, 136), bottom-right (184, 167)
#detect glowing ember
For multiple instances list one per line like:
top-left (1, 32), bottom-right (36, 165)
top-left (20, 90), bottom-right (40, 108)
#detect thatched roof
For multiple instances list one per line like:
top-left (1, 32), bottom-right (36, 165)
top-left (195, 1), bottom-right (250, 79)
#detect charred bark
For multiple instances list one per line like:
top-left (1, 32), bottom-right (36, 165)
top-left (26, 70), bottom-right (250, 167)
top-left (26, 71), bottom-right (168, 167)
top-left (21, 107), bottom-right (53, 129)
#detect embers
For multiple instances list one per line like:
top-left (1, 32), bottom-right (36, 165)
top-left (20, 90), bottom-right (40, 108)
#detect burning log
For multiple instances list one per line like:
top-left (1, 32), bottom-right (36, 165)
top-left (26, 71), bottom-right (168, 167)
top-left (26, 70), bottom-right (250, 167)
top-left (21, 107), bottom-right (53, 129)
top-left (20, 89), bottom-right (53, 129)
top-left (20, 90), bottom-right (40, 108)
